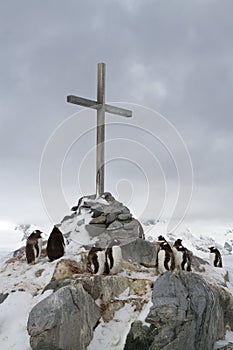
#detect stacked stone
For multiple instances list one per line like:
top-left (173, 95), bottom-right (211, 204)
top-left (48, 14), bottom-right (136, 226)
top-left (71, 192), bottom-right (144, 247)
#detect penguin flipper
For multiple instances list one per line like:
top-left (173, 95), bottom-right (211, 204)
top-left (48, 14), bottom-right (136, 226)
top-left (34, 242), bottom-right (39, 258)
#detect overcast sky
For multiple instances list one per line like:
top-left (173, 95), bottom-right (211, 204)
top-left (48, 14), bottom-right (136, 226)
top-left (0, 0), bottom-right (233, 232)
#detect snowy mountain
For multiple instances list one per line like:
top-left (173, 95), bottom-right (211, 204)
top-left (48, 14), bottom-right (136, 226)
top-left (0, 196), bottom-right (233, 349)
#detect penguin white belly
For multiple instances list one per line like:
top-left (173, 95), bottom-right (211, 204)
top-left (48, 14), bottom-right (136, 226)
top-left (172, 248), bottom-right (183, 270)
top-left (36, 238), bottom-right (43, 260)
top-left (32, 245), bottom-right (37, 263)
top-left (95, 251), bottom-right (106, 275)
top-left (157, 250), bottom-right (166, 273)
top-left (209, 253), bottom-right (216, 267)
top-left (109, 246), bottom-right (122, 274)
top-left (167, 255), bottom-right (174, 270)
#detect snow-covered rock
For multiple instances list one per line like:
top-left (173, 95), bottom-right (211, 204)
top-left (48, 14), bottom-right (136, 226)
top-left (60, 192), bottom-right (144, 248)
top-left (1, 194), bottom-right (233, 349)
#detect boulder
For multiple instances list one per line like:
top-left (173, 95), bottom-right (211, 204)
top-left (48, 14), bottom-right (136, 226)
top-left (118, 213), bottom-right (133, 221)
top-left (85, 224), bottom-right (106, 237)
top-left (125, 271), bottom-right (233, 350)
top-left (107, 219), bottom-right (124, 230)
top-left (51, 258), bottom-right (85, 281)
top-left (121, 238), bottom-right (158, 267)
top-left (28, 284), bottom-right (100, 350)
top-left (89, 215), bottom-right (106, 224)
top-left (106, 212), bottom-right (118, 225)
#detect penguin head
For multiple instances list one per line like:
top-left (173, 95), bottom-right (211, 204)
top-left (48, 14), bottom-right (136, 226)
top-left (176, 239), bottom-right (182, 245)
top-left (157, 241), bottom-right (167, 249)
top-left (52, 226), bottom-right (63, 235)
top-left (174, 239), bottom-right (183, 248)
top-left (158, 235), bottom-right (166, 242)
top-left (208, 246), bottom-right (215, 253)
top-left (32, 230), bottom-right (42, 238)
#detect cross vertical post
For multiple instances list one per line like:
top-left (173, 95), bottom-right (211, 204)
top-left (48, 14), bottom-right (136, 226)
top-left (96, 63), bottom-right (105, 196)
top-left (67, 63), bottom-right (132, 197)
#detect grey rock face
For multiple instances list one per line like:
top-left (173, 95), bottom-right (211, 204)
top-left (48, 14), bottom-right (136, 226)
top-left (32, 341), bottom-right (63, 350)
top-left (125, 272), bottom-right (233, 350)
top-left (106, 212), bottom-right (118, 225)
top-left (121, 238), bottom-right (158, 267)
top-left (32, 274), bottom-right (153, 347)
top-left (28, 284), bottom-right (100, 350)
top-left (118, 213), bottom-right (133, 221)
top-left (216, 345), bottom-right (233, 350)
top-left (0, 293), bottom-right (9, 304)
top-left (124, 321), bottom-right (156, 350)
top-left (107, 219), bottom-right (124, 230)
top-left (224, 242), bottom-right (232, 253)
top-left (85, 224), bottom-right (106, 237)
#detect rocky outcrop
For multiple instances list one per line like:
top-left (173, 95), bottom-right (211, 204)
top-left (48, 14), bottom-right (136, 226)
top-left (27, 252), bottom-right (233, 349)
top-left (125, 271), bottom-right (233, 350)
top-left (27, 283), bottom-right (100, 350)
top-left (29, 274), bottom-right (153, 349)
top-left (25, 193), bottom-right (233, 350)
top-left (60, 193), bottom-right (144, 248)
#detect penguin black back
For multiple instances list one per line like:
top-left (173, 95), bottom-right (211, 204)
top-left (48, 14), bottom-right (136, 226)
top-left (160, 241), bottom-right (175, 270)
top-left (104, 247), bottom-right (114, 274)
top-left (47, 226), bottom-right (65, 261)
top-left (87, 247), bottom-right (104, 274)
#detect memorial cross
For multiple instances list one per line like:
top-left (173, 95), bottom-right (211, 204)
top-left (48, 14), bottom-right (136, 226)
top-left (67, 62), bottom-right (132, 196)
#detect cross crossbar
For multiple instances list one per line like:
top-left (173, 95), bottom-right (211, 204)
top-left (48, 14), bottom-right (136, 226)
top-left (67, 95), bottom-right (132, 117)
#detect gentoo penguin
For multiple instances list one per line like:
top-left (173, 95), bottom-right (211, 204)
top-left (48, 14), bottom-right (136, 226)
top-left (87, 247), bottom-right (106, 275)
top-left (156, 236), bottom-right (175, 273)
top-left (104, 240), bottom-right (122, 274)
top-left (87, 240), bottom-right (122, 275)
top-left (208, 246), bottom-right (223, 267)
top-left (173, 239), bottom-right (192, 271)
top-left (46, 226), bottom-right (65, 261)
top-left (26, 230), bottom-right (43, 264)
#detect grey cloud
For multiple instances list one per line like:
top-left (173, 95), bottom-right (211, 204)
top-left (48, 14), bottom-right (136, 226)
top-left (0, 0), bottom-right (232, 228)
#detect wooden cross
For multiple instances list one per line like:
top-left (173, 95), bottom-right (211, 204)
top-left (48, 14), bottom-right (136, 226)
top-left (67, 62), bottom-right (132, 196)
